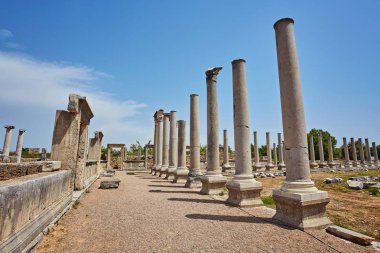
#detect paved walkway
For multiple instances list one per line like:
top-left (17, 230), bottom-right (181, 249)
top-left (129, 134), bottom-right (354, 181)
top-left (36, 171), bottom-right (374, 253)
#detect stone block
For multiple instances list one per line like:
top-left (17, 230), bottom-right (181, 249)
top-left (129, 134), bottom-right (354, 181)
top-left (347, 180), bottom-right (363, 190)
top-left (100, 178), bottom-right (121, 189)
top-left (200, 175), bottom-right (227, 195)
top-left (326, 225), bottom-right (375, 246)
top-left (226, 180), bottom-right (263, 207)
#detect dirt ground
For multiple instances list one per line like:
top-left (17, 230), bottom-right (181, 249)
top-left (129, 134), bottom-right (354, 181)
top-left (35, 170), bottom-right (377, 253)
top-left (257, 169), bottom-right (380, 240)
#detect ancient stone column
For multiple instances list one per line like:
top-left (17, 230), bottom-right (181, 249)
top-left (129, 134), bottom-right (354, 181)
top-left (41, 148), bottom-right (47, 161)
top-left (358, 138), bottom-right (366, 167)
top-left (351, 138), bottom-right (358, 167)
top-left (152, 120), bottom-right (158, 174)
top-left (365, 138), bottom-right (372, 166)
top-left (107, 146), bottom-right (111, 169)
top-left (317, 132), bottom-right (326, 168)
top-left (222, 129), bottom-right (231, 172)
top-left (343, 137), bottom-right (351, 167)
top-left (309, 134), bottom-right (318, 169)
top-left (137, 147), bottom-right (141, 161)
top-left (277, 133), bottom-right (286, 169)
top-left (15, 129), bottom-right (26, 163)
top-left (144, 145), bottom-right (148, 170)
top-left (273, 143), bottom-right (278, 168)
top-left (186, 94), bottom-right (203, 188)
top-left (173, 120), bottom-right (189, 183)
top-left (327, 136), bottom-right (334, 168)
top-left (265, 132), bottom-right (274, 170)
top-left (166, 111), bottom-right (178, 180)
top-left (155, 110), bottom-right (164, 175)
top-left (372, 142), bottom-right (378, 167)
top-left (160, 113), bottom-right (170, 177)
top-left (226, 59), bottom-right (262, 206)
top-left (2, 125), bottom-right (15, 159)
top-left (200, 67), bottom-right (227, 195)
top-left (252, 131), bottom-right (262, 170)
top-left (272, 18), bottom-right (331, 230)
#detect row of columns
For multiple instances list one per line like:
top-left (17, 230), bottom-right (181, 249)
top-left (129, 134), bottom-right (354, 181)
top-left (1, 125), bottom-right (26, 163)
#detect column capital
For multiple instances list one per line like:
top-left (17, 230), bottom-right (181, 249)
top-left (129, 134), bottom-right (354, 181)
top-left (273, 17), bottom-right (294, 29)
top-left (18, 129), bottom-right (26, 134)
top-left (205, 67), bottom-right (222, 82)
top-left (4, 125), bottom-right (15, 130)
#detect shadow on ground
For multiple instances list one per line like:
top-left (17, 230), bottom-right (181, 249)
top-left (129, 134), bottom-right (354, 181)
top-left (149, 189), bottom-right (196, 194)
top-left (168, 197), bottom-right (226, 204)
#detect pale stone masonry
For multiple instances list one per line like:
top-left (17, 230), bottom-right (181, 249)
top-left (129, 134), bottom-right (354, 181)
top-left (15, 129), bottom-right (26, 163)
top-left (151, 119), bottom-right (158, 174)
top-left (372, 142), bottom-right (379, 167)
top-left (88, 131), bottom-right (104, 173)
top-left (327, 135), bottom-right (334, 168)
top-left (160, 113), bottom-right (170, 177)
top-left (173, 120), bottom-right (189, 183)
top-left (186, 94), bottom-right (203, 188)
top-left (226, 59), bottom-right (263, 207)
top-left (272, 18), bottom-right (331, 230)
top-left (358, 138), bottom-right (366, 167)
top-left (351, 137), bottom-right (359, 167)
top-left (265, 132), bottom-right (274, 170)
top-left (166, 111), bottom-right (178, 180)
top-left (222, 129), bottom-right (231, 172)
top-left (317, 132), bottom-right (326, 168)
top-left (273, 143), bottom-right (277, 168)
top-left (309, 134), bottom-right (318, 169)
top-left (365, 138), bottom-right (372, 166)
top-left (154, 110), bottom-right (164, 175)
top-left (1, 125), bottom-right (15, 160)
top-left (277, 133), bottom-right (286, 169)
top-left (343, 137), bottom-right (352, 167)
top-left (252, 131), bottom-right (262, 170)
top-left (200, 67), bottom-right (227, 195)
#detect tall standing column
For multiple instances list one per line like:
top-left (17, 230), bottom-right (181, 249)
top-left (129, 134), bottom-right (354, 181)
top-left (309, 134), bottom-right (318, 168)
top-left (200, 67), bottom-right (227, 195)
top-left (186, 94), bottom-right (203, 188)
top-left (144, 145), bottom-right (148, 170)
top-left (226, 59), bottom-right (263, 207)
top-left (372, 142), bottom-right (378, 168)
top-left (358, 138), bottom-right (366, 167)
top-left (317, 132), bottom-right (326, 168)
top-left (273, 143), bottom-right (278, 168)
top-left (15, 129), bottom-right (26, 163)
top-left (166, 111), bottom-right (178, 180)
top-left (343, 137), bottom-right (351, 167)
top-left (173, 120), bottom-right (189, 183)
top-left (1, 125), bottom-right (15, 161)
top-left (137, 147), bottom-right (141, 160)
top-left (222, 129), bottom-right (231, 172)
top-left (365, 138), bottom-right (372, 167)
top-left (152, 120), bottom-right (158, 174)
top-left (252, 131), bottom-right (262, 170)
top-left (277, 133), bottom-right (286, 169)
top-left (155, 110), bottom-right (164, 175)
top-left (160, 113), bottom-right (170, 177)
top-left (351, 138), bottom-right (358, 167)
top-left (327, 136), bottom-right (334, 168)
top-left (265, 132), bottom-right (274, 170)
top-left (107, 147), bottom-right (111, 169)
top-left (272, 18), bottom-right (331, 230)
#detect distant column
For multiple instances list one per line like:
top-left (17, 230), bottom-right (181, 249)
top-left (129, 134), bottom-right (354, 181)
top-left (358, 138), bottom-right (366, 167)
top-left (173, 120), bottom-right (189, 183)
top-left (272, 17), bottom-right (331, 230)
top-left (273, 143), bottom-right (278, 168)
top-left (277, 133), bottom-right (285, 169)
top-left (160, 113), bottom-right (171, 177)
top-left (226, 59), bottom-right (262, 207)
top-left (343, 137), bottom-right (351, 167)
top-left (151, 120), bottom-right (158, 174)
top-left (365, 138), bottom-right (372, 166)
top-left (317, 132), bottom-right (326, 168)
top-left (15, 129), bottom-right (26, 163)
top-left (144, 145), bottom-right (148, 170)
top-left (351, 138), bottom-right (358, 167)
top-left (327, 136), bottom-right (335, 168)
top-left (186, 94), bottom-right (203, 188)
top-left (252, 131), bottom-right (262, 170)
top-left (107, 146), bottom-right (111, 169)
top-left (265, 132), bottom-right (274, 170)
top-left (222, 129), bottom-right (231, 172)
top-left (166, 111), bottom-right (178, 180)
top-left (155, 110), bottom-right (164, 175)
top-left (41, 148), bottom-right (47, 161)
top-left (372, 142), bottom-right (378, 168)
top-left (200, 67), bottom-right (227, 195)
top-left (1, 125), bottom-right (15, 159)
top-left (309, 134), bottom-right (318, 169)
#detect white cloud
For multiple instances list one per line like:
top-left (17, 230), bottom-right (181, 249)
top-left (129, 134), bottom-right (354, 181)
top-left (0, 29), bottom-right (13, 39)
top-left (0, 51), bottom-right (148, 147)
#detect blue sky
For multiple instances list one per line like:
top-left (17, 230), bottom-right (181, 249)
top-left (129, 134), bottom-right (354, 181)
top-left (0, 0), bottom-right (379, 151)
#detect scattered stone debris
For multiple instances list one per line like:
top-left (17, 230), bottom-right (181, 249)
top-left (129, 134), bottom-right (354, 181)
top-left (326, 225), bottom-right (375, 246)
top-left (253, 171), bottom-right (286, 178)
top-left (347, 176), bottom-right (380, 189)
top-left (347, 180), bottom-right (364, 190)
top-left (324, 178), bottom-right (343, 184)
top-left (99, 178), bottom-right (121, 189)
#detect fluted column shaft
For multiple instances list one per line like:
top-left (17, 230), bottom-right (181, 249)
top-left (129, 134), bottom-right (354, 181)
top-left (190, 94), bottom-right (201, 173)
top-left (254, 131), bottom-right (260, 164)
top-left (166, 111), bottom-right (178, 179)
top-left (2, 125), bottom-right (14, 157)
top-left (351, 138), bottom-right (358, 166)
top-left (372, 142), bottom-right (378, 166)
top-left (15, 129), bottom-right (26, 163)
top-left (365, 138), bottom-right (372, 165)
top-left (358, 138), bottom-right (365, 164)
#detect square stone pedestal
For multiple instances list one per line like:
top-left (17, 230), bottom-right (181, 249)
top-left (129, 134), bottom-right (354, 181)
top-left (272, 189), bottom-right (331, 230)
top-left (155, 167), bottom-right (161, 176)
top-left (173, 167), bottom-right (189, 183)
top-left (159, 166), bottom-right (168, 178)
top-left (252, 163), bottom-right (263, 171)
top-left (200, 175), bottom-right (227, 195)
top-left (309, 162), bottom-right (318, 169)
top-left (265, 164), bottom-right (275, 170)
top-left (165, 166), bottom-right (176, 181)
top-left (226, 179), bottom-right (263, 207)
top-left (185, 171), bottom-right (203, 188)
top-left (222, 164), bottom-right (232, 172)
top-left (318, 162), bottom-right (327, 168)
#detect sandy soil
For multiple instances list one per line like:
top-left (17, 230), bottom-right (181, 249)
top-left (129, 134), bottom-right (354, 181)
top-left (36, 171), bottom-right (376, 253)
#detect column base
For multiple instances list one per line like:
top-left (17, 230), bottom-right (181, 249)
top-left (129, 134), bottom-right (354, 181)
top-left (309, 162), bottom-right (318, 169)
top-left (327, 162), bottom-right (336, 169)
top-left (252, 163), bottom-right (263, 171)
top-left (226, 179), bottom-right (263, 207)
top-left (173, 167), bottom-right (189, 183)
top-left (159, 166), bottom-right (168, 178)
top-left (352, 161), bottom-right (359, 167)
top-left (155, 166), bottom-right (161, 176)
top-left (222, 164), bottom-right (232, 172)
top-left (318, 162), bottom-right (327, 168)
top-left (200, 174), bottom-right (227, 195)
top-left (165, 166), bottom-right (176, 180)
top-left (277, 163), bottom-right (286, 170)
top-left (272, 188), bottom-right (331, 230)
top-left (265, 163), bottom-right (275, 170)
top-left (185, 170), bottom-right (203, 188)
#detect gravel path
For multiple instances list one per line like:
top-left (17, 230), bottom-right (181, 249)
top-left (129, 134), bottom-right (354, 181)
top-left (36, 171), bottom-right (375, 253)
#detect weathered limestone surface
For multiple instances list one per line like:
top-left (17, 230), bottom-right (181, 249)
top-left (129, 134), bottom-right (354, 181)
top-left (317, 132), bottom-right (327, 168)
top-left (160, 113), bottom-right (170, 178)
top-left (326, 225), bottom-right (375, 246)
top-left (343, 137), bottom-right (352, 167)
top-left (327, 136), bottom-right (335, 168)
top-left (265, 132), bottom-right (274, 170)
top-left (99, 178), bottom-right (121, 189)
top-left (358, 138), bottom-right (366, 167)
top-left (154, 110), bottom-right (164, 175)
top-left (166, 111), bottom-right (178, 180)
top-left (351, 138), bottom-right (359, 167)
top-left (107, 144), bottom-right (125, 170)
top-left (277, 133), bottom-right (286, 169)
top-left (1, 125), bottom-right (15, 162)
top-left (15, 129), bottom-right (26, 164)
top-left (173, 120), bottom-right (189, 183)
top-left (0, 170), bottom-right (73, 253)
top-left (221, 129), bottom-right (232, 172)
top-left (151, 120), bottom-right (158, 174)
top-left (88, 131), bottom-right (104, 174)
top-left (226, 59), bottom-right (263, 207)
top-left (186, 94), bottom-right (203, 188)
top-left (365, 138), bottom-right (372, 166)
top-left (372, 142), bottom-right (379, 167)
top-left (252, 131), bottom-right (262, 170)
top-left (309, 134), bottom-right (318, 169)
top-left (272, 18), bottom-right (331, 230)
top-left (200, 67), bottom-right (227, 195)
